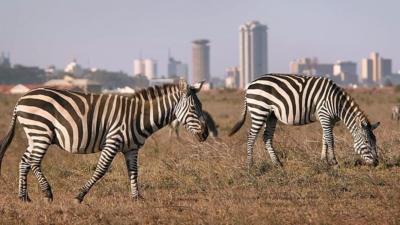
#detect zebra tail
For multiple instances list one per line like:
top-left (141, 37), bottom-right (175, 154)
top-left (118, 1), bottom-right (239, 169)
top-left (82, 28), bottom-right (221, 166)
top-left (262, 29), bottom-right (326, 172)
top-left (0, 107), bottom-right (17, 174)
top-left (228, 99), bottom-right (247, 136)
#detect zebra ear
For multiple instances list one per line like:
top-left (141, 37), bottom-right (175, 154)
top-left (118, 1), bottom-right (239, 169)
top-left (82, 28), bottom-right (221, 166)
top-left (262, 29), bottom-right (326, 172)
top-left (371, 122), bottom-right (380, 130)
top-left (191, 81), bottom-right (205, 93)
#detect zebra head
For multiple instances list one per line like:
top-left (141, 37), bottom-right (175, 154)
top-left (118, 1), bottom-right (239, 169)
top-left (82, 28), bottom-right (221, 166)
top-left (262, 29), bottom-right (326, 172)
top-left (353, 118), bottom-right (380, 166)
top-left (174, 80), bottom-right (209, 142)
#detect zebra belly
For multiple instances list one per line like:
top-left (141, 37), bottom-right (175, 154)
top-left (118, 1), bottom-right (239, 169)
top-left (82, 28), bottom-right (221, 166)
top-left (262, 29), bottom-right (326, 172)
top-left (274, 110), bottom-right (318, 126)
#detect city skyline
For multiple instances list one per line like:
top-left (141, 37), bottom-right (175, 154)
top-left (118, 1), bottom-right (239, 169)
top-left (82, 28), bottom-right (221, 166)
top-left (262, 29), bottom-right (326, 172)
top-left (1, 1), bottom-right (399, 78)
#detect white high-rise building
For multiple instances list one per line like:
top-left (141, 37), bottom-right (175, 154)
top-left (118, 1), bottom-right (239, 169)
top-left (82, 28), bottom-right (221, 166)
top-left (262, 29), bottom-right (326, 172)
top-left (239, 20), bottom-right (268, 89)
top-left (133, 59), bottom-right (157, 80)
top-left (144, 59), bottom-right (157, 80)
top-left (360, 58), bottom-right (373, 83)
top-left (133, 59), bottom-right (144, 76)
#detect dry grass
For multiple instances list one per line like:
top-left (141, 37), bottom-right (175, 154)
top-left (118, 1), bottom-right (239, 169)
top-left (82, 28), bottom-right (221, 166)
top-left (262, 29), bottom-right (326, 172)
top-left (0, 89), bottom-right (400, 224)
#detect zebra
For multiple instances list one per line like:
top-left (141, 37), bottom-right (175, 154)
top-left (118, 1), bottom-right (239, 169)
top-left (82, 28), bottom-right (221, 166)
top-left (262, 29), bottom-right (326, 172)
top-left (169, 110), bottom-right (219, 138)
top-left (229, 74), bottom-right (380, 169)
top-left (0, 80), bottom-right (208, 203)
top-left (391, 105), bottom-right (400, 121)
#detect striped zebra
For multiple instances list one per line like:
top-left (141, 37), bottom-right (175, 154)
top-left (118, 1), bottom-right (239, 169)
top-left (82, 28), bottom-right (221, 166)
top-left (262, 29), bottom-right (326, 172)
top-left (169, 110), bottom-right (219, 138)
top-left (0, 80), bottom-right (208, 203)
top-left (229, 74), bottom-right (380, 169)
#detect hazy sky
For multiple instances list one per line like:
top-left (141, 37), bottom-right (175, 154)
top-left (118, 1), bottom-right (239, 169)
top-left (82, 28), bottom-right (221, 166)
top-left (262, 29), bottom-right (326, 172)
top-left (1, 0), bottom-right (399, 78)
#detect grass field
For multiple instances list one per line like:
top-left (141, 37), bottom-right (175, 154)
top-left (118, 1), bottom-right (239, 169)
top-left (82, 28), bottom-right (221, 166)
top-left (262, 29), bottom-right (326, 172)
top-left (0, 89), bottom-right (400, 225)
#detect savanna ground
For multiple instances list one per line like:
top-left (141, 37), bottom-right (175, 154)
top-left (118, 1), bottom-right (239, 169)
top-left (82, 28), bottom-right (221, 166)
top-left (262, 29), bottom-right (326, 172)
top-left (0, 88), bottom-right (400, 225)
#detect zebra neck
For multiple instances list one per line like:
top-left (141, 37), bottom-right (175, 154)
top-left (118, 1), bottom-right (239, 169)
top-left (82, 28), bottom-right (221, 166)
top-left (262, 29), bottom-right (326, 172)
top-left (336, 92), bottom-right (366, 134)
top-left (139, 87), bottom-right (181, 137)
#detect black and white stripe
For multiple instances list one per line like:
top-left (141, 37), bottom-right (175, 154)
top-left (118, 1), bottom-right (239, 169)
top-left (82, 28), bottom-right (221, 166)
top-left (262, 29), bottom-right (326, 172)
top-left (229, 74), bottom-right (380, 168)
top-left (169, 110), bottom-right (218, 138)
top-left (0, 80), bottom-right (208, 203)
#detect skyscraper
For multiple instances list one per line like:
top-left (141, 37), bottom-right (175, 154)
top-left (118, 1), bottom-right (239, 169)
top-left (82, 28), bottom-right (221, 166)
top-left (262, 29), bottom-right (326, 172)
top-left (133, 59), bottom-right (157, 80)
top-left (239, 20), bottom-right (268, 89)
top-left (360, 52), bottom-right (392, 85)
top-left (360, 58), bottom-right (373, 83)
top-left (192, 39), bottom-right (210, 83)
top-left (381, 58), bottom-right (392, 77)
top-left (370, 52), bottom-right (381, 82)
top-left (333, 61), bottom-right (358, 85)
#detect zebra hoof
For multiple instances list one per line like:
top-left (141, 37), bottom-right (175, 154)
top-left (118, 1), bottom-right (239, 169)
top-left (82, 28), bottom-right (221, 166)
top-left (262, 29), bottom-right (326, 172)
top-left (73, 197), bottom-right (83, 204)
top-left (133, 194), bottom-right (144, 201)
top-left (44, 190), bottom-right (53, 203)
top-left (19, 195), bottom-right (31, 202)
top-left (274, 161), bottom-right (283, 168)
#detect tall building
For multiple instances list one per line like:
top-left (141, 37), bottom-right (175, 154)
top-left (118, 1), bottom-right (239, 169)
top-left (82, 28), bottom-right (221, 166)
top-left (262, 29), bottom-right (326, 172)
top-left (225, 66), bottom-right (240, 89)
top-left (192, 39), bottom-right (210, 83)
top-left (168, 56), bottom-right (188, 80)
top-left (360, 58), bottom-right (373, 83)
top-left (133, 59), bottom-right (157, 80)
top-left (239, 21), bottom-right (268, 89)
top-left (360, 52), bottom-right (392, 85)
top-left (133, 59), bottom-right (144, 76)
top-left (381, 58), bottom-right (392, 77)
top-left (333, 61), bottom-right (357, 85)
top-left (370, 52), bottom-right (381, 82)
top-left (333, 61), bottom-right (357, 75)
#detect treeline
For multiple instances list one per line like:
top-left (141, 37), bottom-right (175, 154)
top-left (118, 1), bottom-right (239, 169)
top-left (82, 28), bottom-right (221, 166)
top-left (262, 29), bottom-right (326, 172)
top-left (0, 66), bottom-right (149, 89)
top-left (84, 70), bottom-right (149, 89)
top-left (0, 65), bottom-right (45, 84)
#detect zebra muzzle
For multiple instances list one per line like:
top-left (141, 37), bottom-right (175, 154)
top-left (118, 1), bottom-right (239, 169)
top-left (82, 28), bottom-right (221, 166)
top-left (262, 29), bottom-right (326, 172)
top-left (197, 124), bottom-right (208, 142)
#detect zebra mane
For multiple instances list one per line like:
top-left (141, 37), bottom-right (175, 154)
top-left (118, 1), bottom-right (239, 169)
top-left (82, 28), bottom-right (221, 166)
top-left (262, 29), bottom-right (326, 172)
top-left (339, 86), bottom-right (370, 124)
top-left (131, 83), bottom-right (181, 100)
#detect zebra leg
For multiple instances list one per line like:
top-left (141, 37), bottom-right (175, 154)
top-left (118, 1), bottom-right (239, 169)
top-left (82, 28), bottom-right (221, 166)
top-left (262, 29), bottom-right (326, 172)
top-left (263, 116), bottom-right (282, 167)
top-left (320, 123), bottom-right (338, 166)
top-left (124, 150), bottom-right (143, 200)
top-left (29, 148), bottom-right (53, 202)
top-left (175, 126), bottom-right (180, 139)
top-left (321, 138), bottom-right (328, 162)
top-left (21, 128), bottom-right (54, 202)
top-left (18, 151), bottom-right (31, 202)
top-left (246, 115), bottom-right (265, 170)
top-left (75, 144), bottom-right (119, 203)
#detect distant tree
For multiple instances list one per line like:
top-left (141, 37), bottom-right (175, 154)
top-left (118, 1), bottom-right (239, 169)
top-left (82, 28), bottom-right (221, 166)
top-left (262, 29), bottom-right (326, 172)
top-left (84, 70), bottom-right (149, 90)
top-left (132, 74), bottom-right (149, 88)
top-left (0, 65), bottom-right (45, 84)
